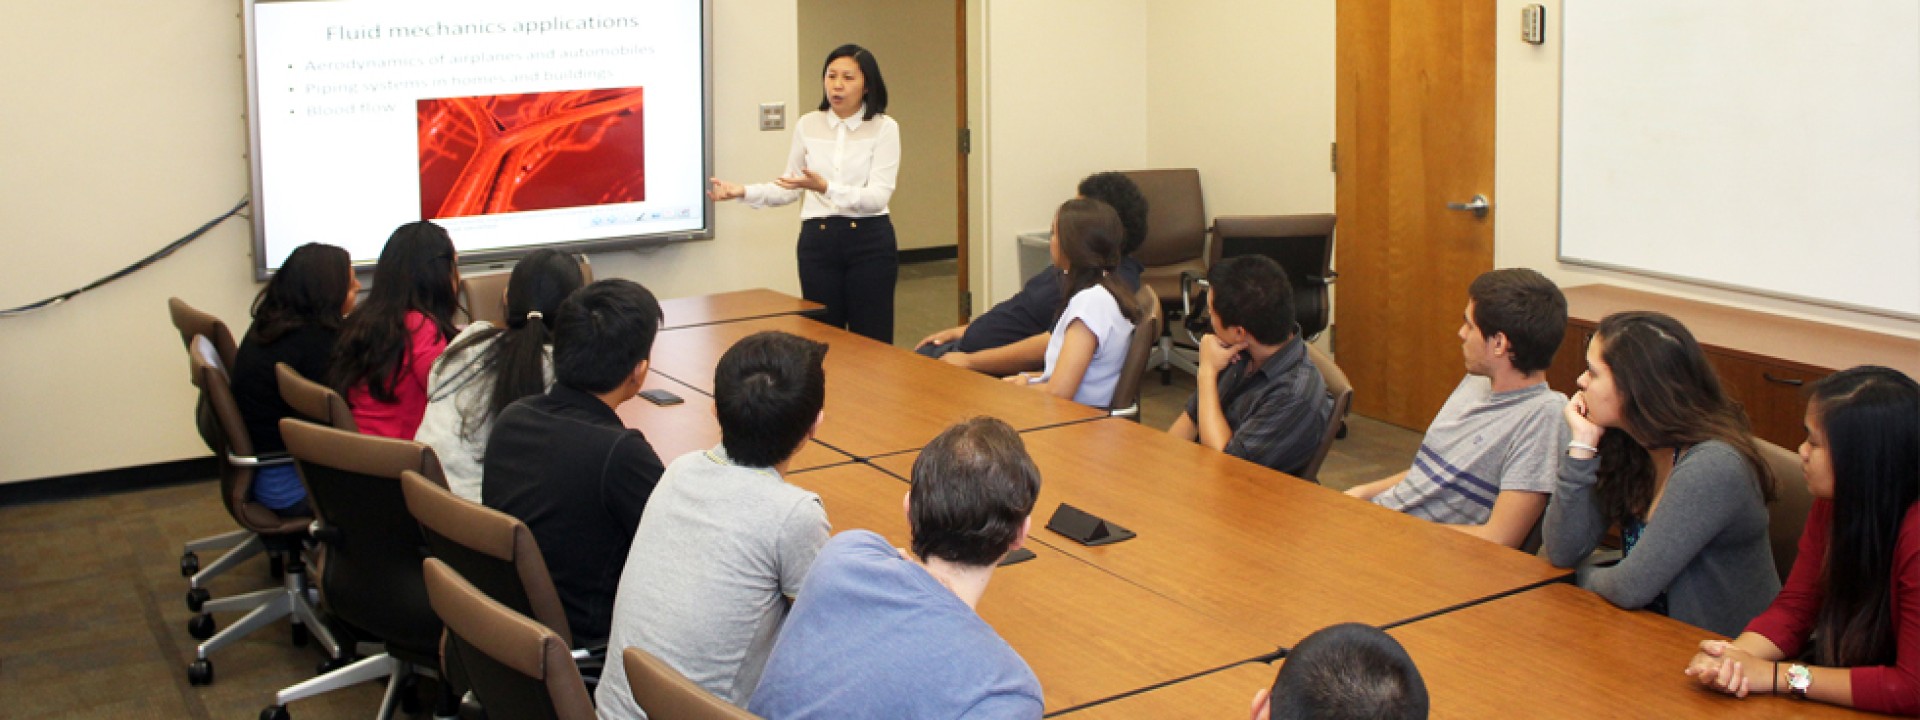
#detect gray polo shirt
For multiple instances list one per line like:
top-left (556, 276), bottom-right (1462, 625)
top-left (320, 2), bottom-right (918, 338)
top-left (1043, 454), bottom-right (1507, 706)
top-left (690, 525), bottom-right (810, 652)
top-left (595, 447), bottom-right (830, 717)
top-left (1373, 376), bottom-right (1566, 525)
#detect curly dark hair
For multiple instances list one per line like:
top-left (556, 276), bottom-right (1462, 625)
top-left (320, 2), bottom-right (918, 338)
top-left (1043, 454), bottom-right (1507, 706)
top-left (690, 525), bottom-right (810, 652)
top-left (1078, 172), bottom-right (1149, 257)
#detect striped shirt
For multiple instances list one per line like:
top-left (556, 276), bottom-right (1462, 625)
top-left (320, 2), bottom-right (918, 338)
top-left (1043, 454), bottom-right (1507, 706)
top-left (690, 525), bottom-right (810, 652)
top-left (1373, 376), bottom-right (1565, 524)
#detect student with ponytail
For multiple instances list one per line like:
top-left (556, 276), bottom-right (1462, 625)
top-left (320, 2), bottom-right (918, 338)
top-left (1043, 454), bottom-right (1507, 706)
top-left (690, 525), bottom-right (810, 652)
top-left (1006, 197), bottom-right (1141, 409)
top-left (417, 249), bottom-right (584, 500)
top-left (1686, 366), bottom-right (1920, 715)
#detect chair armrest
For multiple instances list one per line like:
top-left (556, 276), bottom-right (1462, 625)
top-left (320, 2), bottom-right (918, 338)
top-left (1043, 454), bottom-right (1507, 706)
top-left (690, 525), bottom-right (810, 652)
top-left (227, 451), bottom-right (293, 468)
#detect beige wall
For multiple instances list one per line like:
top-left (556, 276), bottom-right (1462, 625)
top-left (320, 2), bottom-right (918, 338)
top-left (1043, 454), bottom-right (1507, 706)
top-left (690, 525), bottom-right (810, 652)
top-left (0, 0), bottom-right (804, 484)
top-left (1493, 0), bottom-right (1920, 340)
top-left (796, 0), bottom-right (960, 252)
top-left (977, 0), bottom-right (1150, 304)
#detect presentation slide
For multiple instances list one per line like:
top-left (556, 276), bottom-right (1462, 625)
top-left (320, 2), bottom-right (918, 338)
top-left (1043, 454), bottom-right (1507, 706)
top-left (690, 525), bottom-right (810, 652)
top-left (245, 0), bottom-right (709, 274)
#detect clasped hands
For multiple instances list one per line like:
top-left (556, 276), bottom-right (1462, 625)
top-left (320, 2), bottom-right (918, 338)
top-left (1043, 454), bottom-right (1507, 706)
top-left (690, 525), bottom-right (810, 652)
top-left (1684, 640), bottom-right (1774, 698)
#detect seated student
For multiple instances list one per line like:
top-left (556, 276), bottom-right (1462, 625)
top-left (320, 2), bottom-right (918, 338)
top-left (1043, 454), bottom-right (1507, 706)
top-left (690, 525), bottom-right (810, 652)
top-left (1543, 310), bottom-right (1779, 637)
top-left (416, 249), bottom-right (584, 501)
top-left (482, 279), bottom-right (666, 646)
top-left (229, 242), bottom-right (358, 517)
top-left (1685, 366), bottom-right (1919, 715)
top-left (1167, 255), bottom-right (1330, 477)
top-left (1250, 623), bottom-right (1429, 720)
top-left (596, 331), bottom-right (833, 716)
top-left (916, 172), bottom-right (1148, 375)
top-left (1006, 198), bottom-right (1141, 409)
top-left (330, 221), bottom-right (461, 438)
top-left (748, 417), bottom-right (1045, 719)
top-left (1344, 268), bottom-right (1568, 548)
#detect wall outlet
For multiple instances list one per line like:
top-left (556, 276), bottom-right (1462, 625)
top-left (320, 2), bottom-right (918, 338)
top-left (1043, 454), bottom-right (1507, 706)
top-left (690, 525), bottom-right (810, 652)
top-left (759, 102), bottom-right (785, 131)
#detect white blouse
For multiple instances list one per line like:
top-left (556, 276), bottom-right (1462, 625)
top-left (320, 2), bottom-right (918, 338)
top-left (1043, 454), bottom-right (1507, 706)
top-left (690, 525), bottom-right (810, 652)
top-left (1039, 286), bottom-right (1137, 409)
top-left (743, 107), bottom-right (900, 219)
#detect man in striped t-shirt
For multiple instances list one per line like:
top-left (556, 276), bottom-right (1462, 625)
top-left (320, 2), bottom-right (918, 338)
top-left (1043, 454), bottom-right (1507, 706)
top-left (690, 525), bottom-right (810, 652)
top-left (1345, 269), bottom-right (1568, 549)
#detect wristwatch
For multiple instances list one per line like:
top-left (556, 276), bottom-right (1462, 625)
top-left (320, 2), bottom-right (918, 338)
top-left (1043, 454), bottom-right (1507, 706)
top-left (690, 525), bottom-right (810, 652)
top-left (1786, 664), bottom-right (1812, 698)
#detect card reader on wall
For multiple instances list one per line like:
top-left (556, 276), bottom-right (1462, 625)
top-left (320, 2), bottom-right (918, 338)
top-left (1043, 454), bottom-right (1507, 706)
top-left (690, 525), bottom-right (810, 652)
top-left (1046, 503), bottom-right (1135, 546)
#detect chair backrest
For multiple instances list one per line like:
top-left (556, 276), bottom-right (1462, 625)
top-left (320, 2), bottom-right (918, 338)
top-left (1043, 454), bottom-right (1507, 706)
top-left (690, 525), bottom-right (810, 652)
top-left (1299, 343), bottom-right (1355, 483)
top-left (621, 646), bottom-right (761, 720)
top-left (1756, 437), bottom-right (1811, 582)
top-left (168, 297), bottom-right (238, 373)
top-left (281, 418), bottom-right (445, 662)
top-left (425, 558), bottom-right (594, 720)
top-left (1213, 214), bottom-right (1338, 339)
top-left (1108, 285), bottom-right (1164, 419)
top-left (401, 470), bottom-right (575, 647)
top-left (458, 254), bottom-right (594, 327)
top-left (276, 362), bottom-right (358, 432)
top-left (1121, 169), bottom-right (1210, 268)
top-left (189, 336), bottom-right (280, 531)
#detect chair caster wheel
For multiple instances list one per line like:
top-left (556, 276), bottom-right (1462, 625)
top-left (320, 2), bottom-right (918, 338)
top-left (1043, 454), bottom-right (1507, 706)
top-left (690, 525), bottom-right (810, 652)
top-left (187, 659), bottom-right (214, 685)
top-left (188, 614), bottom-right (216, 640)
top-left (291, 622), bottom-right (308, 647)
top-left (186, 587), bottom-right (211, 613)
top-left (259, 704), bottom-right (290, 720)
top-left (398, 675), bottom-right (421, 714)
top-left (180, 553), bottom-right (200, 577)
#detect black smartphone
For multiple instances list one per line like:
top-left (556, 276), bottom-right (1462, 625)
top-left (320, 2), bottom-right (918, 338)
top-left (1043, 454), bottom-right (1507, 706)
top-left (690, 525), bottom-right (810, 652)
top-left (638, 388), bottom-right (684, 406)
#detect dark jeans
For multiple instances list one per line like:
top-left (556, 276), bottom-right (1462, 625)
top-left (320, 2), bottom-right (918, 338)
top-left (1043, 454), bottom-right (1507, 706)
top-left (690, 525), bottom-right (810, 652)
top-left (797, 215), bottom-right (898, 344)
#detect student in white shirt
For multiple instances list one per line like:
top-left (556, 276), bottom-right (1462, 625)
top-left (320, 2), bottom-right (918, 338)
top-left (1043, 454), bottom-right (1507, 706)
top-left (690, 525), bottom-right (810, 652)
top-left (1007, 198), bottom-right (1142, 408)
top-left (707, 44), bottom-right (901, 343)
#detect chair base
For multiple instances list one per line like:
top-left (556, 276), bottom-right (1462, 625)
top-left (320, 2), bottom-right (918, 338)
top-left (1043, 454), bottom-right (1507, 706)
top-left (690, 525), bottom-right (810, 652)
top-left (188, 558), bottom-right (341, 685)
top-left (185, 530), bottom-right (263, 590)
top-left (271, 653), bottom-right (454, 720)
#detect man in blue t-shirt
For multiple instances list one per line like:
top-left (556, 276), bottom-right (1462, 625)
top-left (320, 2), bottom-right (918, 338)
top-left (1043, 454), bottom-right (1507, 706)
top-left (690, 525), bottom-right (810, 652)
top-left (914, 172), bottom-right (1147, 376)
top-left (748, 418), bottom-right (1045, 719)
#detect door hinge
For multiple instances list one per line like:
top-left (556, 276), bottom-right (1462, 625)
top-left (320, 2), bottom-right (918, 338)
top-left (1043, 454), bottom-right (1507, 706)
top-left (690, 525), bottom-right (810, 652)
top-left (1330, 142), bottom-right (1338, 173)
top-left (959, 290), bottom-right (973, 320)
top-left (959, 127), bottom-right (971, 155)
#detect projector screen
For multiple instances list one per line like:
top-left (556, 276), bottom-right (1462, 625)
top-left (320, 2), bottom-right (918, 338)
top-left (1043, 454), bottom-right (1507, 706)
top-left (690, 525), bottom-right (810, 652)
top-left (243, 0), bottom-right (712, 278)
top-left (1560, 0), bottom-right (1920, 319)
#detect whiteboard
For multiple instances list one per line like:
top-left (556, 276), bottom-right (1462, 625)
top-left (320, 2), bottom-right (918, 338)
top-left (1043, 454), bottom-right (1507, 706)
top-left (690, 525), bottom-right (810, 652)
top-left (1559, 0), bottom-right (1920, 319)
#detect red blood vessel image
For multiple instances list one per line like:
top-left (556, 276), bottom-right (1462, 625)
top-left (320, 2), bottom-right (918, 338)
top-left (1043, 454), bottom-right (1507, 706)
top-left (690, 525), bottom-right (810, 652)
top-left (418, 87), bottom-right (645, 219)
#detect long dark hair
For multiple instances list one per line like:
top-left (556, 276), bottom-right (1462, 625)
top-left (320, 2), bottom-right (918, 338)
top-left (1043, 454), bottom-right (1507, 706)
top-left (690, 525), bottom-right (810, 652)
top-left (249, 243), bottom-right (351, 344)
top-left (1589, 311), bottom-right (1774, 525)
top-left (330, 221), bottom-right (460, 403)
top-left (1808, 366), bottom-right (1920, 668)
top-left (444, 249), bottom-right (583, 438)
top-left (1052, 198), bottom-right (1142, 325)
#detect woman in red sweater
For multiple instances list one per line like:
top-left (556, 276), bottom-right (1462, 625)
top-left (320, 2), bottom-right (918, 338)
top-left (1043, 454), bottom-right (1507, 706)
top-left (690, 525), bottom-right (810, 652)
top-left (1685, 365), bottom-right (1920, 715)
top-left (329, 221), bottom-right (461, 439)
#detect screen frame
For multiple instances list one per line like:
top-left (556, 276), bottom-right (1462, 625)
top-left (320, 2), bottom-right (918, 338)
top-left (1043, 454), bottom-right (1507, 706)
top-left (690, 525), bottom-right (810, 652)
top-left (241, 0), bottom-right (715, 280)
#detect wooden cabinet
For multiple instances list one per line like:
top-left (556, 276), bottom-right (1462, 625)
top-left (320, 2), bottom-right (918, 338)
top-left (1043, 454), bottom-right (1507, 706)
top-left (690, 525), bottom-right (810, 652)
top-left (1544, 285), bottom-right (1920, 450)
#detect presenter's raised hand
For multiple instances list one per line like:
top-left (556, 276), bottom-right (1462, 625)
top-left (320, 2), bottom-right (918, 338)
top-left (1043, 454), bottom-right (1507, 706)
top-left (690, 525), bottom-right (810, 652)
top-left (774, 169), bottom-right (828, 193)
top-left (707, 178), bottom-right (745, 201)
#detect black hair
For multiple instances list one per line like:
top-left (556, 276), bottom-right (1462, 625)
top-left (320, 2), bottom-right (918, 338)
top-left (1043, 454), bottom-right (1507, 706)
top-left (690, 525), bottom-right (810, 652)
top-left (551, 279), bottom-right (664, 394)
top-left (1807, 366), bottom-right (1920, 669)
top-left (1467, 268), bottom-right (1567, 375)
top-left (250, 243), bottom-right (352, 345)
top-left (816, 44), bottom-right (887, 120)
top-left (443, 250), bottom-right (584, 439)
top-left (908, 417), bottom-right (1042, 567)
top-left (1207, 255), bottom-right (1296, 345)
top-left (1054, 198), bottom-right (1143, 325)
top-left (1077, 172), bottom-right (1150, 257)
top-left (1269, 623), bottom-right (1429, 720)
top-left (714, 331), bottom-right (829, 468)
top-left (330, 221), bottom-right (460, 403)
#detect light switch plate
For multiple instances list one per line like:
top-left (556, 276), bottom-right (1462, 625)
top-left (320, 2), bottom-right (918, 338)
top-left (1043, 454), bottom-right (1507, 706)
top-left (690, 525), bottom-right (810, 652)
top-left (759, 102), bottom-right (785, 131)
top-left (1521, 4), bottom-right (1546, 45)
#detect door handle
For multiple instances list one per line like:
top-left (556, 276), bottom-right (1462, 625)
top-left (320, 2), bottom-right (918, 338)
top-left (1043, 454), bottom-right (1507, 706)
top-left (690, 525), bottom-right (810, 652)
top-left (1446, 194), bottom-right (1491, 218)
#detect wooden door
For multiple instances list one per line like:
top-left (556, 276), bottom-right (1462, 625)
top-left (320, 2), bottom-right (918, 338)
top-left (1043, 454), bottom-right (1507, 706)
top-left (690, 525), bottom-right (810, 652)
top-left (1335, 0), bottom-right (1498, 430)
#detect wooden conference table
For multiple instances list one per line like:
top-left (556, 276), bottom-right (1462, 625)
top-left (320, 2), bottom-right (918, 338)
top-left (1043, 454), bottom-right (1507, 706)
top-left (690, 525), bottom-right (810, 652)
top-left (617, 290), bottom-right (1871, 718)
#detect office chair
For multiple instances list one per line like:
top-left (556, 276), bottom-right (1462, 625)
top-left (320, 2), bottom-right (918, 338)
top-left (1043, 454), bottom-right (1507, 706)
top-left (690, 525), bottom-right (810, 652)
top-left (1298, 344), bottom-right (1354, 483)
top-left (622, 646), bottom-right (763, 720)
top-left (179, 336), bottom-right (333, 688)
top-left (400, 470), bottom-right (605, 698)
top-left (167, 299), bottom-right (263, 585)
top-left (267, 419), bottom-right (454, 720)
top-left (1108, 285), bottom-right (1163, 421)
top-left (1213, 214), bottom-right (1338, 341)
top-left (276, 362), bottom-right (357, 432)
top-left (1123, 169), bottom-right (1214, 382)
top-left (458, 253), bottom-right (595, 327)
top-left (425, 558), bottom-right (596, 720)
top-left (1756, 437), bottom-right (1811, 583)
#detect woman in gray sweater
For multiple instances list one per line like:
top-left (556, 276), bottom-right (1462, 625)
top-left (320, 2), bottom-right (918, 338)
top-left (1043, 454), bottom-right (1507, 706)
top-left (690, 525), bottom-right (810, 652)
top-left (1544, 311), bottom-right (1779, 637)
